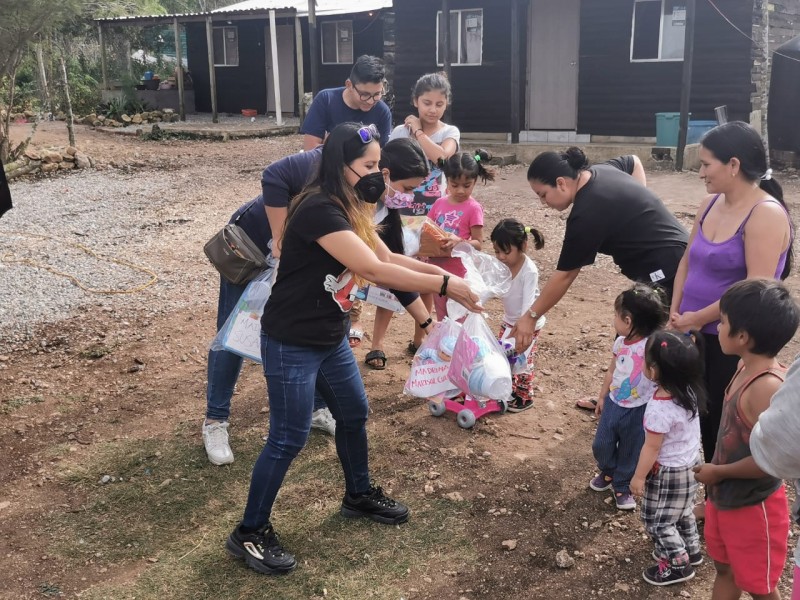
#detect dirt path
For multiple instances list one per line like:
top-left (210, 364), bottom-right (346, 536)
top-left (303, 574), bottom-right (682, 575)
top-left (1, 122), bottom-right (799, 599)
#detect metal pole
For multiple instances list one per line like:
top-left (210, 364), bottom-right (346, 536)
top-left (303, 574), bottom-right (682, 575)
top-left (295, 16), bottom-right (305, 119)
top-left (675, 0), bottom-right (696, 171)
top-left (269, 10), bottom-right (283, 125)
top-left (98, 24), bottom-right (108, 91)
top-left (308, 0), bottom-right (319, 96)
top-left (442, 0), bottom-right (451, 122)
top-left (510, 0), bottom-right (521, 143)
top-left (205, 16), bottom-right (218, 123)
top-left (173, 18), bottom-right (185, 121)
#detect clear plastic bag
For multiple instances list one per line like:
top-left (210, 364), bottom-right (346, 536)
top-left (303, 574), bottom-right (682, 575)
top-left (448, 313), bottom-right (512, 400)
top-left (209, 267), bottom-right (274, 363)
top-left (404, 317), bottom-right (463, 398)
top-left (446, 242), bottom-right (512, 320)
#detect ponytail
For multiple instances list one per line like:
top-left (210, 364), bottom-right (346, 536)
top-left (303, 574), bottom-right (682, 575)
top-left (527, 146), bottom-right (589, 185)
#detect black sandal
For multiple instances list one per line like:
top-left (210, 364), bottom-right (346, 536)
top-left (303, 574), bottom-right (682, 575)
top-left (406, 342), bottom-right (419, 356)
top-left (365, 349), bottom-right (387, 370)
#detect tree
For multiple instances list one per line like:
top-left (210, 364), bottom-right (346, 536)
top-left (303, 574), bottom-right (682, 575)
top-left (0, 0), bottom-right (82, 161)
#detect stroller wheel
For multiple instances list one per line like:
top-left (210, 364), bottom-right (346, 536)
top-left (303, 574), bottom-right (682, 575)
top-left (456, 409), bottom-right (476, 429)
top-left (497, 398), bottom-right (509, 414)
top-left (428, 399), bottom-right (446, 417)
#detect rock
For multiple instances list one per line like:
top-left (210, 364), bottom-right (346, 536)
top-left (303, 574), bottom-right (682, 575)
top-left (501, 539), bottom-right (517, 551)
top-left (614, 583), bottom-right (630, 593)
top-left (41, 162), bottom-right (60, 173)
top-left (42, 151), bottom-right (62, 163)
top-left (58, 162), bottom-right (74, 170)
top-left (74, 152), bottom-right (91, 169)
top-left (100, 475), bottom-right (111, 484)
top-left (92, 120), bottom-right (102, 127)
top-left (424, 483), bottom-right (435, 495)
top-left (555, 427), bottom-right (564, 435)
top-left (131, 114), bottom-right (143, 124)
top-left (555, 549), bottom-right (575, 568)
top-left (97, 115), bottom-right (106, 122)
top-left (121, 114), bottom-right (132, 123)
top-left (0, 501), bottom-right (11, 510)
top-left (83, 114), bottom-right (97, 125)
top-left (65, 146), bottom-right (78, 156)
top-left (680, 591), bottom-right (691, 598)
top-left (444, 491), bottom-right (464, 502)
top-left (476, 492), bottom-right (485, 499)
top-left (24, 148), bottom-right (42, 161)
top-left (427, 471), bottom-right (441, 480)
top-left (163, 108), bottom-right (174, 114)
top-left (159, 478), bottom-right (172, 488)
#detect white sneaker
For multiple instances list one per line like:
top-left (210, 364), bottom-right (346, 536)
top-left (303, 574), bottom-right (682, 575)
top-left (203, 421), bottom-right (234, 465)
top-left (310, 408), bottom-right (336, 436)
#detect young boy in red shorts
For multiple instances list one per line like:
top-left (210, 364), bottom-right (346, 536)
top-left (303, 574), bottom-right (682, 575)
top-left (693, 279), bottom-right (800, 600)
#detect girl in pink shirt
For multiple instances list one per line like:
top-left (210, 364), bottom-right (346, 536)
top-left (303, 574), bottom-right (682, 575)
top-left (427, 149), bottom-right (494, 319)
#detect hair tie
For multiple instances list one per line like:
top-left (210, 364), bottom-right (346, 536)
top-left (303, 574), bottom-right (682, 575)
top-left (524, 226), bottom-right (531, 234)
top-left (660, 341), bottom-right (668, 348)
top-left (761, 168), bottom-right (773, 181)
top-left (474, 154), bottom-right (481, 162)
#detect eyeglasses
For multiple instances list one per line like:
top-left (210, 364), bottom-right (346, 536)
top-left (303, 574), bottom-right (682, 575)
top-left (356, 124), bottom-right (379, 144)
top-left (352, 83), bottom-right (386, 104)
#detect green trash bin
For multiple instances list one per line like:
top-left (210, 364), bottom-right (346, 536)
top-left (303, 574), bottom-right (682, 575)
top-left (656, 112), bottom-right (689, 147)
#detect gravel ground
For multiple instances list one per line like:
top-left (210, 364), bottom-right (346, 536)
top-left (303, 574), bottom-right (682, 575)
top-left (0, 130), bottom-right (304, 352)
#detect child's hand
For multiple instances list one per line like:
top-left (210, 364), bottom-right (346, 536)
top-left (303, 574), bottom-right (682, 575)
top-left (692, 463), bottom-right (722, 486)
top-left (594, 396), bottom-right (605, 417)
top-left (630, 475), bottom-right (645, 498)
top-left (441, 235), bottom-right (459, 251)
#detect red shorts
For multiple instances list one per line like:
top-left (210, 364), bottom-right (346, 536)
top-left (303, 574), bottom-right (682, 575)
top-left (705, 485), bottom-right (789, 595)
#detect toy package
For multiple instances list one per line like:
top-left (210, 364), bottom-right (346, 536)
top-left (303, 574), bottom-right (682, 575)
top-left (498, 315), bottom-right (547, 375)
top-left (446, 243), bottom-right (513, 321)
top-left (404, 318), bottom-right (463, 398)
top-left (209, 268), bottom-right (274, 363)
top-left (401, 217), bottom-right (450, 258)
top-left (448, 313), bottom-right (512, 400)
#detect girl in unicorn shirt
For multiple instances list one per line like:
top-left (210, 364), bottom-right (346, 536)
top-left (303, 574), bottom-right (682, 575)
top-left (588, 284), bottom-right (668, 510)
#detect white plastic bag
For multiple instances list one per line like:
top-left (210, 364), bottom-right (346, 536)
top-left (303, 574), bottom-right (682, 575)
top-left (446, 242), bottom-right (512, 320)
top-left (209, 267), bottom-right (274, 362)
top-left (448, 313), bottom-right (512, 400)
top-left (404, 318), bottom-right (463, 398)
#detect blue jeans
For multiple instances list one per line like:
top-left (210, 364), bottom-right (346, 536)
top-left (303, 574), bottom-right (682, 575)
top-left (592, 396), bottom-right (646, 494)
top-left (206, 275), bottom-right (325, 421)
top-left (242, 333), bottom-right (371, 528)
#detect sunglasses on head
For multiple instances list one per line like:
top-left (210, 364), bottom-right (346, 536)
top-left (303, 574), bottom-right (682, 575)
top-left (356, 124), bottom-right (379, 144)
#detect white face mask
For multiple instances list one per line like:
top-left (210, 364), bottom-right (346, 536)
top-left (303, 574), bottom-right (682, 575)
top-left (383, 180), bottom-right (415, 209)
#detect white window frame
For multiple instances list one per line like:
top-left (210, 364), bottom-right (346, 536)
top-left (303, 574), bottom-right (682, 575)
top-left (630, 0), bottom-right (685, 63)
top-left (320, 20), bottom-right (354, 65)
top-left (436, 9), bottom-right (483, 66)
top-left (213, 26), bottom-right (239, 67)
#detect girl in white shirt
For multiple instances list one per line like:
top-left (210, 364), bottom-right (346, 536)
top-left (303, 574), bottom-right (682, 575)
top-left (630, 330), bottom-right (707, 586)
top-left (491, 218), bottom-right (545, 412)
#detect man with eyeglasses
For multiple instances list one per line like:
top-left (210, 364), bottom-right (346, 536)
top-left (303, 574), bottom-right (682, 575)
top-left (301, 55), bottom-right (392, 151)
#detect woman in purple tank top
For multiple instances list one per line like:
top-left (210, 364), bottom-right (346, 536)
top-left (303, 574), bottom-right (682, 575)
top-left (668, 122), bottom-right (793, 516)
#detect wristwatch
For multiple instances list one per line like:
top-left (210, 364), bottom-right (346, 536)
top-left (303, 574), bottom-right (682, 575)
top-left (528, 308), bottom-right (538, 320)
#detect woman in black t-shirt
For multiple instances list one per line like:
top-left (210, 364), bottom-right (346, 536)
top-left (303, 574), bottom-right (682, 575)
top-left (225, 122), bottom-right (481, 576)
top-left (510, 147), bottom-right (688, 359)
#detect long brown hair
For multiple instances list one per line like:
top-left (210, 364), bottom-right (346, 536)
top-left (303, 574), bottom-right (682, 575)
top-left (287, 122), bottom-right (379, 250)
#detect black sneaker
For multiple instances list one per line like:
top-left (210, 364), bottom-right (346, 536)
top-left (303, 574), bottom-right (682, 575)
top-left (341, 485), bottom-right (410, 525)
top-left (651, 549), bottom-right (704, 566)
top-left (643, 559), bottom-right (695, 586)
top-left (226, 522), bottom-right (297, 575)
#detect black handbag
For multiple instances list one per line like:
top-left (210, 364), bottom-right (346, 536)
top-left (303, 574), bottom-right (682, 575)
top-left (204, 208), bottom-right (267, 285)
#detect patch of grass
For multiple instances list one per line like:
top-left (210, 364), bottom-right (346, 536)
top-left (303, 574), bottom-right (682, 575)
top-left (53, 425), bottom-right (474, 600)
top-left (79, 344), bottom-right (114, 359)
top-left (0, 394), bottom-right (44, 414)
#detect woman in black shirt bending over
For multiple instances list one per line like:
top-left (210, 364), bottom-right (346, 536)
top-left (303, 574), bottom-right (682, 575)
top-left (225, 122), bottom-right (480, 576)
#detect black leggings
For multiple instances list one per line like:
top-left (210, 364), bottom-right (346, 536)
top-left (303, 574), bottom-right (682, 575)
top-left (699, 332), bottom-right (740, 462)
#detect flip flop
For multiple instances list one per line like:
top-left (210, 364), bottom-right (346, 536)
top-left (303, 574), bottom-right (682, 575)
top-left (365, 349), bottom-right (387, 370)
top-left (348, 328), bottom-right (364, 349)
top-left (575, 398), bottom-right (598, 411)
